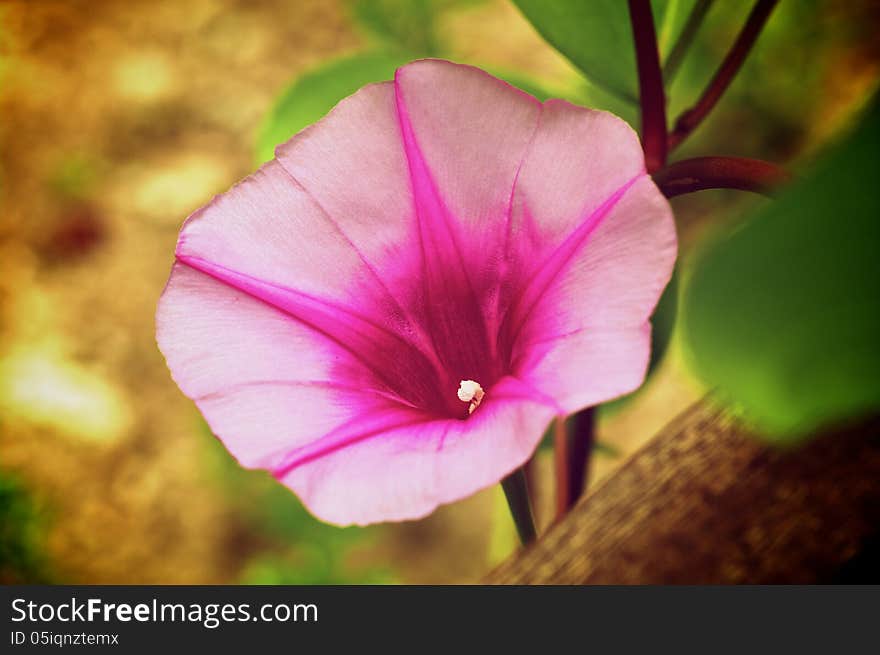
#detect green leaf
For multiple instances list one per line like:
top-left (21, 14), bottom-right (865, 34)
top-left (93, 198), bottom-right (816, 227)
top-left (682, 98), bottom-right (880, 442)
top-left (256, 52), bottom-right (413, 164)
top-left (346, 0), bottom-right (443, 56)
top-left (512, 0), bottom-right (697, 104)
top-left (513, 0), bottom-right (635, 103)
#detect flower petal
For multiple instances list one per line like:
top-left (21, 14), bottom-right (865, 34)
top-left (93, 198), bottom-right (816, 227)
top-left (164, 150), bottom-right (451, 416)
top-left (279, 377), bottom-right (557, 526)
top-left (176, 159), bottom-right (374, 309)
top-left (515, 178), bottom-right (675, 411)
top-left (392, 60), bottom-right (541, 260)
top-left (504, 102), bottom-right (676, 411)
top-left (511, 99), bottom-right (648, 248)
top-left (516, 324), bottom-right (652, 412)
top-left (273, 82), bottom-right (423, 332)
top-left (156, 263), bottom-right (409, 469)
top-left (157, 62), bottom-right (678, 527)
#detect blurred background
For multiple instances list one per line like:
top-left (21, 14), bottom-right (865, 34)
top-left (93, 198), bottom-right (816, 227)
top-left (1, 0), bottom-right (877, 584)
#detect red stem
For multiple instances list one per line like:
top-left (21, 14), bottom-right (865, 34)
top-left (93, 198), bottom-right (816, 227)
top-left (555, 409), bottom-right (595, 520)
top-left (501, 467), bottom-right (537, 545)
top-left (668, 0), bottom-right (779, 150)
top-left (523, 452), bottom-right (538, 526)
top-left (553, 418), bottom-right (569, 519)
top-left (653, 156), bottom-right (790, 198)
top-left (628, 0), bottom-right (668, 173)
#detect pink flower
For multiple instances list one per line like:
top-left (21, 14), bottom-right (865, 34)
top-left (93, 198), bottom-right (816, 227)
top-left (156, 60), bottom-right (676, 526)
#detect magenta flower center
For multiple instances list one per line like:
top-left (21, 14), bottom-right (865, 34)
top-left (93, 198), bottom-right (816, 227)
top-left (334, 246), bottom-right (518, 421)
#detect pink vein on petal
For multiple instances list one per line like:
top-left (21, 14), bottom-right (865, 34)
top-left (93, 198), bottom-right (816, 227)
top-left (504, 173), bottom-right (645, 348)
top-left (271, 413), bottom-right (429, 478)
top-left (175, 253), bottom-right (438, 398)
top-left (486, 103), bottom-right (545, 363)
top-left (271, 160), bottom-right (444, 374)
top-left (393, 71), bottom-right (478, 298)
top-left (192, 379), bottom-right (417, 409)
top-left (392, 69), bottom-right (491, 376)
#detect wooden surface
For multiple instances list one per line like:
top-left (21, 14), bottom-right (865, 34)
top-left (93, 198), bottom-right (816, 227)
top-left (486, 402), bottom-right (880, 584)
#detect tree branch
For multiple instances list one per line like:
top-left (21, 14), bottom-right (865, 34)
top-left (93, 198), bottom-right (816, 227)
top-left (628, 0), bottom-right (668, 173)
top-left (653, 156), bottom-right (790, 197)
top-left (668, 0), bottom-right (779, 150)
top-left (488, 401), bottom-right (880, 583)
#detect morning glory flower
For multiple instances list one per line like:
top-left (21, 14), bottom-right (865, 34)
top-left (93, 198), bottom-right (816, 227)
top-left (156, 60), bottom-right (676, 526)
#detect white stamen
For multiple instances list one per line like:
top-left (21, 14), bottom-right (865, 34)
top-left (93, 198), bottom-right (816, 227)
top-left (457, 379), bottom-right (485, 415)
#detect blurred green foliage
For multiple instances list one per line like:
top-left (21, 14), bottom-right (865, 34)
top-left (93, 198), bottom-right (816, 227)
top-left (49, 154), bottom-right (102, 200)
top-left (346, 0), bottom-right (444, 55)
top-left (665, 1), bottom-right (826, 154)
top-left (683, 97), bottom-right (880, 441)
top-left (0, 474), bottom-right (52, 583)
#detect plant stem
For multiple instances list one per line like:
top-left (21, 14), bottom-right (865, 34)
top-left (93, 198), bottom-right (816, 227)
top-left (501, 467), bottom-right (536, 546)
top-left (628, 0), bottom-right (668, 173)
top-left (668, 0), bottom-right (779, 150)
top-left (555, 409), bottom-right (595, 521)
top-left (653, 156), bottom-right (790, 198)
top-left (523, 452), bottom-right (539, 527)
top-left (553, 418), bottom-right (569, 519)
top-left (662, 0), bottom-right (714, 83)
